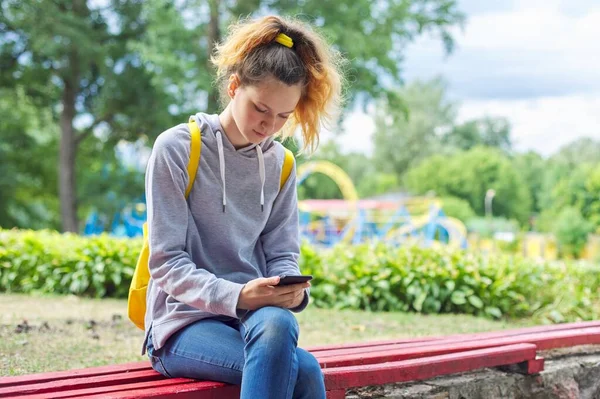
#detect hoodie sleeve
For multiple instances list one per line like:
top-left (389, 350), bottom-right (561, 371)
top-left (146, 126), bottom-right (245, 318)
top-left (260, 157), bottom-right (309, 312)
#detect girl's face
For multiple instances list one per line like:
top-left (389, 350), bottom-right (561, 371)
top-left (228, 75), bottom-right (302, 146)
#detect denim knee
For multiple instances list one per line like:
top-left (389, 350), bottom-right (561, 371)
top-left (243, 306), bottom-right (299, 343)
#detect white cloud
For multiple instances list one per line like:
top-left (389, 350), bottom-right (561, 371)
top-left (458, 95), bottom-right (600, 156)
top-left (325, 0), bottom-right (600, 158)
top-left (459, 4), bottom-right (600, 53)
top-left (320, 108), bottom-right (376, 154)
top-left (327, 94), bottom-right (600, 158)
top-left (404, 2), bottom-right (600, 99)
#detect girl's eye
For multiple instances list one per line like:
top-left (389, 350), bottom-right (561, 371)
top-left (254, 105), bottom-right (268, 113)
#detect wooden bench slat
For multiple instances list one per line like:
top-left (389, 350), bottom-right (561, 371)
top-left (0, 370), bottom-right (165, 397)
top-left (7, 378), bottom-right (236, 399)
top-left (318, 327), bottom-right (600, 368)
top-left (0, 362), bottom-right (150, 388)
top-left (78, 382), bottom-right (240, 399)
top-left (320, 325), bottom-right (600, 358)
top-left (307, 320), bottom-right (600, 352)
top-left (323, 343), bottom-right (538, 390)
top-left (307, 338), bottom-right (438, 352)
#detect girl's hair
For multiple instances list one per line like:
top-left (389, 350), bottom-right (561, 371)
top-left (212, 15), bottom-right (345, 153)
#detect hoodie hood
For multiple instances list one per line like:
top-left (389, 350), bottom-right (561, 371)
top-left (196, 112), bottom-right (277, 156)
top-left (194, 112), bottom-right (276, 212)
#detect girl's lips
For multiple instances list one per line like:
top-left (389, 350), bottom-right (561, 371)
top-left (253, 130), bottom-right (267, 138)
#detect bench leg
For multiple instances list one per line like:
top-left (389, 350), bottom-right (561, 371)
top-left (498, 357), bottom-right (545, 375)
top-left (326, 389), bottom-right (346, 399)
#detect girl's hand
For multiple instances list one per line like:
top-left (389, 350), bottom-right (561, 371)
top-left (237, 276), bottom-right (309, 310)
top-left (282, 285), bottom-right (307, 309)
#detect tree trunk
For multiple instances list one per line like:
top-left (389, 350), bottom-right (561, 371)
top-left (207, 0), bottom-right (221, 113)
top-left (59, 80), bottom-right (78, 233)
top-left (59, 56), bottom-right (79, 233)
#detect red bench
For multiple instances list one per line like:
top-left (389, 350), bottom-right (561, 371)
top-left (2, 321), bottom-right (600, 399)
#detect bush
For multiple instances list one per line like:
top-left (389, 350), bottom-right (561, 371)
top-left (439, 196), bottom-right (476, 222)
top-left (302, 241), bottom-right (600, 322)
top-left (1, 229), bottom-right (599, 323)
top-left (553, 207), bottom-right (594, 258)
top-left (0, 229), bottom-right (139, 297)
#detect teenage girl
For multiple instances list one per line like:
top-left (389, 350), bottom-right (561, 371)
top-left (143, 15), bottom-right (343, 398)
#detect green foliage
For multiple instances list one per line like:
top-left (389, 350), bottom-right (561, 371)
top-left (0, 88), bottom-right (60, 229)
top-left (537, 161), bottom-right (600, 235)
top-left (439, 196), bottom-right (475, 222)
top-left (76, 137), bottom-right (146, 222)
top-left (373, 78), bottom-right (457, 177)
top-left (538, 139), bottom-right (600, 222)
top-left (302, 242), bottom-right (600, 322)
top-left (443, 117), bottom-right (512, 153)
top-left (404, 147), bottom-right (532, 224)
top-left (0, 229), bottom-right (138, 298)
top-left (553, 207), bottom-right (594, 259)
top-left (512, 151), bottom-right (546, 215)
top-left (1, 229), bottom-right (598, 323)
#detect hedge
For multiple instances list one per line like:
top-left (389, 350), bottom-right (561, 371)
top-left (1, 228), bottom-right (598, 322)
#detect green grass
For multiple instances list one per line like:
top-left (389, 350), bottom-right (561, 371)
top-left (0, 293), bottom-right (535, 376)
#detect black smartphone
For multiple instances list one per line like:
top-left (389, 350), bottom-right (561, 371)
top-left (277, 274), bottom-right (313, 286)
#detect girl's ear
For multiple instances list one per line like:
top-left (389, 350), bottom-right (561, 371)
top-left (228, 74), bottom-right (241, 99)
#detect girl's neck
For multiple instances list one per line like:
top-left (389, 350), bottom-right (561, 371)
top-left (218, 105), bottom-right (249, 149)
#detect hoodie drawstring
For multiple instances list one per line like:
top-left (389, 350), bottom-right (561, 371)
top-left (215, 131), bottom-right (266, 213)
top-left (216, 131), bottom-right (227, 212)
top-left (256, 145), bottom-right (266, 212)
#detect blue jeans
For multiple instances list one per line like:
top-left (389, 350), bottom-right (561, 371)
top-left (146, 306), bottom-right (326, 399)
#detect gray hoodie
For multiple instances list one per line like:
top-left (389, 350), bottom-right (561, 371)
top-left (142, 112), bottom-right (308, 355)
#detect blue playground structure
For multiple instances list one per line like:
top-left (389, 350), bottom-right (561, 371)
top-left (297, 198), bottom-right (467, 249)
top-left (84, 200), bottom-right (146, 238)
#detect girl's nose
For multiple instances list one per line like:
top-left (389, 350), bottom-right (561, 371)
top-left (261, 116), bottom-right (276, 133)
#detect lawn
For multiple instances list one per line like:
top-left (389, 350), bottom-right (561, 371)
top-left (0, 293), bottom-right (534, 376)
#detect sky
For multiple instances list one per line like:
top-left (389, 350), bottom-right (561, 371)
top-left (328, 0), bottom-right (600, 157)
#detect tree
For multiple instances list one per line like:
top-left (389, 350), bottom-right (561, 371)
top-left (538, 163), bottom-right (600, 233)
top-left (404, 147), bottom-right (532, 224)
top-left (553, 207), bottom-right (593, 259)
top-left (537, 138), bottom-right (600, 221)
top-left (0, 87), bottom-right (60, 229)
top-left (1, 0), bottom-right (198, 232)
top-left (443, 116), bottom-right (512, 153)
top-left (550, 137), bottom-right (600, 167)
top-left (512, 151), bottom-right (546, 215)
top-left (372, 78), bottom-right (457, 177)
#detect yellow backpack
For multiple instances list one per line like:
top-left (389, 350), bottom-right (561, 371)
top-left (127, 116), bottom-right (296, 330)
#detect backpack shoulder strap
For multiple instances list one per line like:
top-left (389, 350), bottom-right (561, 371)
top-left (280, 147), bottom-right (295, 189)
top-left (185, 116), bottom-right (202, 198)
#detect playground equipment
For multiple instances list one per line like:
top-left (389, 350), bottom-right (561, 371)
top-left (297, 160), bottom-right (468, 248)
top-left (84, 201), bottom-right (146, 238)
top-left (298, 197), bottom-right (468, 248)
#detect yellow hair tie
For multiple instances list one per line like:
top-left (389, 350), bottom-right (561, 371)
top-left (274, 33), bottom-right (293, 48)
